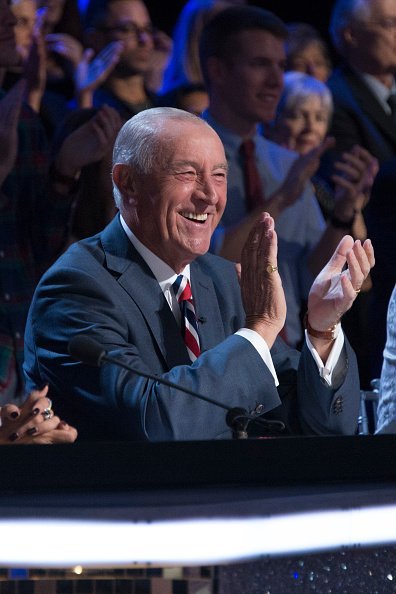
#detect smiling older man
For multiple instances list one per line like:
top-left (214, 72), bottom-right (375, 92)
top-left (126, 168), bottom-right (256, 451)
top-left (23, 107), bottom-right (373, 441)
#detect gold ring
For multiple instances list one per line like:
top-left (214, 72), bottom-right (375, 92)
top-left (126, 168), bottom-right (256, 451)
top-left (266, 264), bottom-right (278, 274)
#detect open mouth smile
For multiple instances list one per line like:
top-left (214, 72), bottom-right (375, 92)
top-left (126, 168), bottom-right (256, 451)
top-left (180, 212), bottom-right (208, 223)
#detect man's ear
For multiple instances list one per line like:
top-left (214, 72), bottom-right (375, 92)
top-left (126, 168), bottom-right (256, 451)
top-left (112, 163), bottom-right (137, 205)
top-left (343, 25), bottom-right (358, 48)
top-left (206, 55), bottom-right (228, 86)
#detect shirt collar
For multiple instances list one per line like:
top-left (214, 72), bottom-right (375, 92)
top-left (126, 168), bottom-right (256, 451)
top-left (120, 215), bottom-right (190, 293)
top-left (202, 110), bottom-right (261, 151)
top-left (360, 72), bottom-right (396, 107)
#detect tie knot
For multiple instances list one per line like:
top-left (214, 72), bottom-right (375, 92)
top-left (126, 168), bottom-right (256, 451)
top-left (172, 275), bottom-right (192, 303)
top-left (240, 139), bottom-right (255, 159)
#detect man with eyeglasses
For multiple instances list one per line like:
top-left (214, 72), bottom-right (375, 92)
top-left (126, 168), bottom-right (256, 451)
top-left (322, 0), bottom-right (396, 386)
top-left (83, 0), bottom-right (159, 119)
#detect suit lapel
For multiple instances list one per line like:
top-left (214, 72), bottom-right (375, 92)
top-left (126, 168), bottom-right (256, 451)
top-left (343, 68), bottom-right (396, 147)
top-left (190, 260), bottom-right (226, 352)
top-left (100, 217), bottom-right (191, 369)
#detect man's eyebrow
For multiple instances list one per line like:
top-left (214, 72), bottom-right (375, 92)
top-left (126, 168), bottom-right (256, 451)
top-left (170, 160), bottom-right (228, 171)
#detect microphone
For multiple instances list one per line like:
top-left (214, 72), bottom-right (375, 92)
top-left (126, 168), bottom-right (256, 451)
top-left (68, 334), bottom-right (106, 367)
top-left (68, 335), bottom-right (285, 438)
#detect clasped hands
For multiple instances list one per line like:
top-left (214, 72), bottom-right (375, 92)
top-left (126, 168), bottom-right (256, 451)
top-left (0, 386), bottom-right (77, 445)
top-left (238, 213), bottom-right (375, 352)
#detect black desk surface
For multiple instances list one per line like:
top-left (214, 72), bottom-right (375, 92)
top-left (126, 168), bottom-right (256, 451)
top-left (0, 436), bottom-right (396, 520)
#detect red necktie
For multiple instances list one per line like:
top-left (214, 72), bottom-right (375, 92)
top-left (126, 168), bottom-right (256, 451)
top-left (172, 275), bottom-right (201, 362)
top-left (239, 139), bottom-right (265, 212)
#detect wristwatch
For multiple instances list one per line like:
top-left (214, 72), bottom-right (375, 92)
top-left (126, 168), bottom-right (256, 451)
top-left (303, 312), bottom-right (338, 341)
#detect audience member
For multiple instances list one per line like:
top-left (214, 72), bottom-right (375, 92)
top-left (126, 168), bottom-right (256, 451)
top-left (39, 0), bottom-right (83, 41)
top-left (375, 285), bottom-right (396, 434)
top-left (270, 71), bottom-right (373, 238)
top-left (326, 0), bottom-right (396, 162)
top-left (269, 70), bottom-right (378, 382)
top-left (5, 0), bottom-right (47, 113)
top-left (82, 0), bottom-right (159, 120)
top-left (324, 0), bottom-right (396, 381)
top-left (6, 0), bottom-right (91, 139)
top-left (0, 385), bottom-right (77, 444)
top-left (0, 0), bottom-right (120, 404)
top-left (285, 22), bottom-right (332, 82)
top-left (199, 6), bottom-right (376, 347)
top-left (24, 107), bottom-right (374, 441)
top-left (37, 0), bottom-right (85, 136)
top-left (52, 105), bottom-right (122, 242)
top-left (10, 0), bottom-right (37, 61)
top-left (158, 81), bottom-right (208, 115)
top-left (74, 38), bottom-right (124, 108)
top-left (143, 26), bottom-right (172, 95)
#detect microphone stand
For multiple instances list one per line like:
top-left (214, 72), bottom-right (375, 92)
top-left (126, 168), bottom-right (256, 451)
top-left (69, 336), bottom-right (285, 440)
top-left (100, 353), bottom-right (262, 439)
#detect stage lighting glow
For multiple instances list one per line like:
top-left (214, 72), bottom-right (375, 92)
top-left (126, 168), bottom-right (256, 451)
top-left (1, 504), bottom-right (396, 567)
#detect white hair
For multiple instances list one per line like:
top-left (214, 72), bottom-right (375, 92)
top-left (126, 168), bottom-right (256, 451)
top-left (276, 71), bottom-right (333, 121)
top-left (112, 107), bottom-right (213, 207)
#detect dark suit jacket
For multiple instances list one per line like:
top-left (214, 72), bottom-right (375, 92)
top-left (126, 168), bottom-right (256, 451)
top-left (23, 216), bottom-right (361, 440)
top-left (326, 64), bottom-right (396, 162)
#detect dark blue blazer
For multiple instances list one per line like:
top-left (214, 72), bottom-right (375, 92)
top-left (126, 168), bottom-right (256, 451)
top-left (23, 216), bottom-right (361, 440)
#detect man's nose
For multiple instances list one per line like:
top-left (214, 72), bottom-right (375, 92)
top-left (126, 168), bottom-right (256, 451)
top-left (267, 66), bottom-right (284, 88)
top-left (306, 62), bottom-right (316, 77)
top-left (195, 177), bottom-right (218, 203)
top-left (137, 30), bottom-right (152, 44)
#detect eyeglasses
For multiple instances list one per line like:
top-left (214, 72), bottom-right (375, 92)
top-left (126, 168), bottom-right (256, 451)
top-left (99, 21), bottom-right (156, 40)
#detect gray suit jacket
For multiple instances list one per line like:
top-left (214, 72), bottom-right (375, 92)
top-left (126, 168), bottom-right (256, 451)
top-left (24, 216), bottom-right (361, 440)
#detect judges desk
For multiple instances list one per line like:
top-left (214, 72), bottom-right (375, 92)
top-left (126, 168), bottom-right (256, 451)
top-left (1, 436), bottom-right (396, 568)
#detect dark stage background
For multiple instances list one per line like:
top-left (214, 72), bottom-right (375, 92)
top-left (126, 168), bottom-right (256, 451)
top-left (146, 0), bottom-right (336, 50)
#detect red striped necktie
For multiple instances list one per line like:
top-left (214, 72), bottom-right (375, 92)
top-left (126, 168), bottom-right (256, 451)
top-left (239, 139), bottom-right (265, 212)
top-left (172, 275), bottom-right (201, 362)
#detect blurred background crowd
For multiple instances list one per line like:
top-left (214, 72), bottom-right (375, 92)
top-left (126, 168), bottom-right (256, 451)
top-left (0, 0), bottom-right (395, 420)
